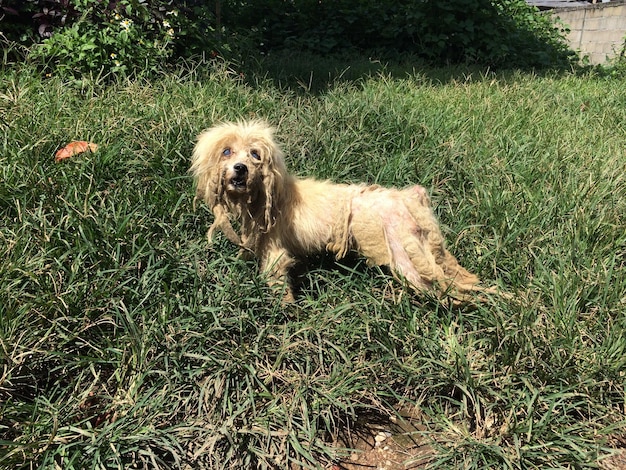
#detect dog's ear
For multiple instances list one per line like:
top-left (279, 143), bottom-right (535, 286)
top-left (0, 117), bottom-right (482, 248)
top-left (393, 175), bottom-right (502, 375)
top-left (191, 126), bottom-right (243, 245)
top-left (258, 133), bottom-right (288, 231)
top-left (191, 128), bottom-right (222, 209)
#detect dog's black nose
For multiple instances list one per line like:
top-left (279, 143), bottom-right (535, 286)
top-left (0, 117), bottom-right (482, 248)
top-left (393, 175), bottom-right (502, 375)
top-left (233, 163), bottom-right (248, 175)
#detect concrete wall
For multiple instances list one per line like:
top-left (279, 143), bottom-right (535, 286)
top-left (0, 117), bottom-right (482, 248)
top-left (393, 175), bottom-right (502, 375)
top-left (550, 1), bottom-right (626, 64)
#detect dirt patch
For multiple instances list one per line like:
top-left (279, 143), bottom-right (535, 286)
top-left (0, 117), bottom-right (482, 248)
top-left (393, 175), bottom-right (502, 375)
top-left (600, 449), bottom-right (626, 470)
top-left (328, 410), bottom-right (626, 470)
top-left (331, 409), bottom-right (434, 470)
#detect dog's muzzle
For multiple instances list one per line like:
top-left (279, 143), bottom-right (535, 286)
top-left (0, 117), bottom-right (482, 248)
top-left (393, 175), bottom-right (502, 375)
top-left (229, 162), bottom-right (248, 191)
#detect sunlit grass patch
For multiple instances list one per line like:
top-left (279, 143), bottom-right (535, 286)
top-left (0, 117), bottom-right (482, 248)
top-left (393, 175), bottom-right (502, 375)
top-left (1, 61), bottom-right (625, 468)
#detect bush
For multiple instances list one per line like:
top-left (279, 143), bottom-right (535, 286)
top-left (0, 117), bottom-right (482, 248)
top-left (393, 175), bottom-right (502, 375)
top-left (0, 0), bottom-right (217, 76)
top-left (591, 36), bottom-right (626, 78)
top-left (225, 0), bottom-right (575, 69)
top-left (29, 11), bottom-right (174, 76)
top-left (236, 0), bottom-right (570, 67)
top-left (0, 0), bottom-right (575, 76)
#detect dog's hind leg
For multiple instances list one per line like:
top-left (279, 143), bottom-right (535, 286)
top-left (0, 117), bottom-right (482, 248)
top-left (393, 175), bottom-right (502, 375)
top-left (380, 221), bottom-right (435, 291)
top-left (380, 187), bottom-right (481, 295)
top-left (400, 187), bottom-right (483, 295)
top-left (350, 185), bottom-right (484, 299)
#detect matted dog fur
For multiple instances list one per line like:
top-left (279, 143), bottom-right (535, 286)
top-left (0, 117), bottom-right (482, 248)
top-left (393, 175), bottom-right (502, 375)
top-left (191, 120), bottom-right (493, 302)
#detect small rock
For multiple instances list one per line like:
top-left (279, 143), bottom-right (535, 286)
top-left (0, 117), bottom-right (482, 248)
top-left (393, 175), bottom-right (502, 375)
top-left (374, 431), bottom-right (392, 447)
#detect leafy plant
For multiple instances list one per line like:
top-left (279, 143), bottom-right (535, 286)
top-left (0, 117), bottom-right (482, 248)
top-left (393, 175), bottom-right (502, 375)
top-left (1, 0), bottom-right (576, 75)
top-left (37, 0), bottom-right (178, 76)
top-left (223, 0), bottom-right (575, 69)
top-left (1, 0), bottom-right (218, 77)
top-left (600, 34), bottom-right (626, 77)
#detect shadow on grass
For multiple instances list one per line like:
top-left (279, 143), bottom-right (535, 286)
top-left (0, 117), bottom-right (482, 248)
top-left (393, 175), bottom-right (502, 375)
top-left (240, 50), bottom-right (575, 95)
top-left (288, 250), bottom-right (468, 315)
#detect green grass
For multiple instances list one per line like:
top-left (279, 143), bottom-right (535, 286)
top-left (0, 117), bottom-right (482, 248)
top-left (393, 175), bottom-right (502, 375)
top-left (1, 59), bottom-right (625, 469)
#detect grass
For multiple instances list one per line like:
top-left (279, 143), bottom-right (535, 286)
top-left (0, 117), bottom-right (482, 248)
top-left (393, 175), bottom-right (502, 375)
top-left (1, 57), bottom-right (625, 469)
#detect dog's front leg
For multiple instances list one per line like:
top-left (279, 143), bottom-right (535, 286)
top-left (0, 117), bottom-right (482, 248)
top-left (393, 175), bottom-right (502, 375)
top-left (261, 247), bottom-right (296, 302)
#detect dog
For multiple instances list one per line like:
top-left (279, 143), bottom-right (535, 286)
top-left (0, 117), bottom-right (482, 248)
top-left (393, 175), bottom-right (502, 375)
top-left (191, 120), bottom-right (493, 303)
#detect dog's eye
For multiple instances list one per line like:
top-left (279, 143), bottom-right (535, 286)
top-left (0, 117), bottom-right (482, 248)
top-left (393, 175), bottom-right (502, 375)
top-left (250, 150), bottom-right (260, 161)
top-left (222, 148), bottom-right (231, 157)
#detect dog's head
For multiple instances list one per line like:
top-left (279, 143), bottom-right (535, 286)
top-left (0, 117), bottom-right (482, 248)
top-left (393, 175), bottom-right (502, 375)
top-left (191, 120), bottom-right (287, 232)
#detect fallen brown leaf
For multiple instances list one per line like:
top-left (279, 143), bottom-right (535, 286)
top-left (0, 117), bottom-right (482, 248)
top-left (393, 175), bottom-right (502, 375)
top-left (55, 141), bottom-right (98, 162)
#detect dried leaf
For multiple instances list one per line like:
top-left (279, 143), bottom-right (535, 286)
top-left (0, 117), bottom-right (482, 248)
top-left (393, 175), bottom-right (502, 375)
top-left (55, 141), bottom-right (98, 162)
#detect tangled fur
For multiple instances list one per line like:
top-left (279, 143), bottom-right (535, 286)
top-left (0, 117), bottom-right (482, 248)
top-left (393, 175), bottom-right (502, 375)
top-left (191, 120), bottom-right (492, 302)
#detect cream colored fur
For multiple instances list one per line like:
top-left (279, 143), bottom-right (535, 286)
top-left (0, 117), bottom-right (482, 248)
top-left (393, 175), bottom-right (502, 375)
top-left (191, 120), bottom-right (490, 302)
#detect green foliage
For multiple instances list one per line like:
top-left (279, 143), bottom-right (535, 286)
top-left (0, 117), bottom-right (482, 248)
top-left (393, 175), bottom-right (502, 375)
top-left (494, 0), bottom-right (575, 67)
top-left (227, 0), bottom-right (575, 68)
top-left (1, 0), bottom-right (576, 76)
top-left (1, 0), bottom-right (216, 77)
top-left (29, 14), bottom-right (170, 76)
top-left (597, 35), bottom-right (626, 78)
